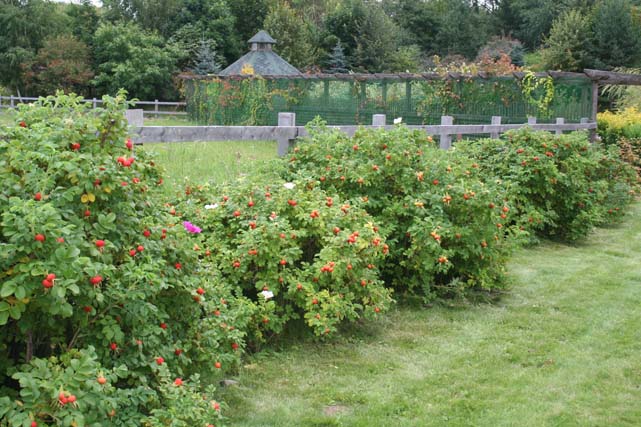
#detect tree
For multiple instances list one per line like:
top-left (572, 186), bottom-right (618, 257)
top-left (23, 34), bottom-right (93, 95)
top-left (229, 0), bottom-right (269, 45)
top-left (92, 23), bottom-right (180, 100)
top-left (325, 40), bottom-right (349, 73)
top-left (432, 0), bottom-right (492, 59)
top-left (168, 0), bottom-right (242, 65)
top-left (324, 0), bottom-right (400, 72)
top-left (189, 39), bottom-right (222, 75)
top-left (101, 0), bottom-right (182, 38)
top-left (64, 0), bottom-right (100, 49)
top-left (541, 10), bottom-right (594, 71)
top-left (590, 0), bottom-right (641, 69)
top-left (264, 1), bottom-right (317, 69)
top-left (0, 0), bottom-right (69, 93)
top-left (381, 0), bottom-right (440, 54)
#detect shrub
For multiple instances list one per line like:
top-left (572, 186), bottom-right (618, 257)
top-left (0, 93), bottom-right (248, 426)
top-left (597, 108), bottom-right (641, 173)
top-left (455, 128), bottom-right (637, 241)
top-left (174, 178), bottom-right (393, 338)
top-left (279, 123), bottom-right (517, 301)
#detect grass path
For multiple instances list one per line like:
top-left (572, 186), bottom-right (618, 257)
top-left (221, 202), bottom-right (641, 426)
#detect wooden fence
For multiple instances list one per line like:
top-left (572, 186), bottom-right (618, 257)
top-left (132, 112), bottom-right (597, 156)
top-left (0, 96), bottom-right (187, 117)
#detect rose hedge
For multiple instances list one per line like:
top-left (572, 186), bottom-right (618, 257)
top-left (173, 178), bottom-right (393, 339)
top-left (0, 93), bottom-right (246, 426)
top-left (279, 123), bottom-right (519, 300)
top-left (454, 128), bottom-right (637, 241)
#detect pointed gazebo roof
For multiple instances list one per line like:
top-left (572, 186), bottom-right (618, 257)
top-left (248, 30), bottom-right (276, 44)
top-left (218, 31), bottom-right (301, 77)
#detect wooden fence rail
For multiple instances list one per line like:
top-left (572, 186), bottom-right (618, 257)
top-left (132, 113), bottom-right (596, 156)
top-left (0, 96), bottom-right (187, 116)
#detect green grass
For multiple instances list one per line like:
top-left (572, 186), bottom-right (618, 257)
top-left (0, 108), bottom-right (13, 126)
top-left (142, 140), bottom-right (277, 190)
top-left (143, 115), bottom-right (197, 126)
top-left (216, 203), bottom-right (641, 426)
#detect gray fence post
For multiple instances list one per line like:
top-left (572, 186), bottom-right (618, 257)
top-left (92, 98), bottom-right (97, 109)
top-left (490, 116), bottom-right (502, 139)
top-left (277, 112), bottom-right (296, 157)
top-left (555, 118), bottom-right (565, 135)
top-left (372, 114), bottom-right (386, 126)
top-left (155, 99), bottom-right (159, 116)
top-left (439, 116), bottom-right (453, 150)
top-left (527, 117), bottom-right (537, 125)
top-left (10, 95), bottom-right (14, 109)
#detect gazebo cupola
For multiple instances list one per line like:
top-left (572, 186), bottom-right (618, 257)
top-left (249, 30), bottom-right (276, 52)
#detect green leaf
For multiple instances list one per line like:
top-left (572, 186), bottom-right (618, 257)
top-left (0, 281), bottom-right (16, 297)
top-left (14, 286), bottom-right (26, 300)
top-left (0, 311), bottom-right (9, 325)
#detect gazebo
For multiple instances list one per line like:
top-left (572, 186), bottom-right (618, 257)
top-left (218, 30), bottom-right (301, 77)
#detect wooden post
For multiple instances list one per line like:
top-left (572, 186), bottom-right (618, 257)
top-left (439, 115), bottom-right (453, 150)
top-left (372, 114), bottom-right (386, 126)
top-left (490, 116), bottom-right (502, 139)
top-left (323, 80), bottom-right (330, 103)
top-left (277, 112), bottom-right (296, 157)
top-left (555, 118), bottom-right (565, 135)
top-left (405, 81), bottom-right (412, 112)
top-left (381, 82), bottom-right (388, 107)
top-left (590, 82), bottom-right (599, 143)
top-left (527, 117), bottom-right (537, 125)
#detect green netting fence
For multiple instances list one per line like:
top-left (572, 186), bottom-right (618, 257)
top-left (182, 75), bottom-right (593, 126)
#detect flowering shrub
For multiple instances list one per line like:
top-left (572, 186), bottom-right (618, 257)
top-left (174, 179), bottom-right (393, 338)
top-left (0, 93), bottom-right (247, 426)
top-left (598, 108), bottom-right (641, 172)
top-left (455, 128), bottom-right (637, 241)
top-left (280, 123), bottom-right (517, 300)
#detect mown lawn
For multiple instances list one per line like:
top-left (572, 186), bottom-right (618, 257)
top-left (142, 140), bottom-right (277, 190)
top-left (216, 203), bottom-right (641, 426)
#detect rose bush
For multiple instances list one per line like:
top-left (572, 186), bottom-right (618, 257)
top-left (0, 93), bottom-right (249, 426)
top-left (279, 123), bottom-right (518, 300)
top-left (454, 128), bottom-right (637, 241)
top-left (173, 178), bottom-right (393, 339)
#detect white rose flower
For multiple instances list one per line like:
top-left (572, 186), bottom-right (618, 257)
top-left (204, 203), bottom-right (219, 210)
top-left (283, 182), bottom-right (296, 190)
top-left (261, 290), bottom-right (274, 300)
top-left (393, 117), bottom-right (402, 124)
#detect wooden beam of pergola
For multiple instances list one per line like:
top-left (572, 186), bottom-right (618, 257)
top-left (584, 69), bottom-right (641, 86)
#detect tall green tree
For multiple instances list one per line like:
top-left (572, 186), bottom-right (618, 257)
top-left (64, 0), bottom-right (100, 49)
top-left (432, 0), bottom-right (492, 59)
top-left (264, 0), bottom-right (317, 69)
top-left (0, 0), bottom-right (69, 93)
top-left (381, 0), bottom-right (439, 54)
top-left (541, 10), bottom-right (594, 71)
top-left (92, 23), bottom-right (180, 100)
top-left (229, 0), bottom-right (269, 45)
top-left (168, 0), bottom-right (242, 65)
top-left (324, 0), bottom-right (400, 72)
top-left (101, 0), bottom-right (182, 38)
top-left (590, 0), bottom-right (641, 69)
